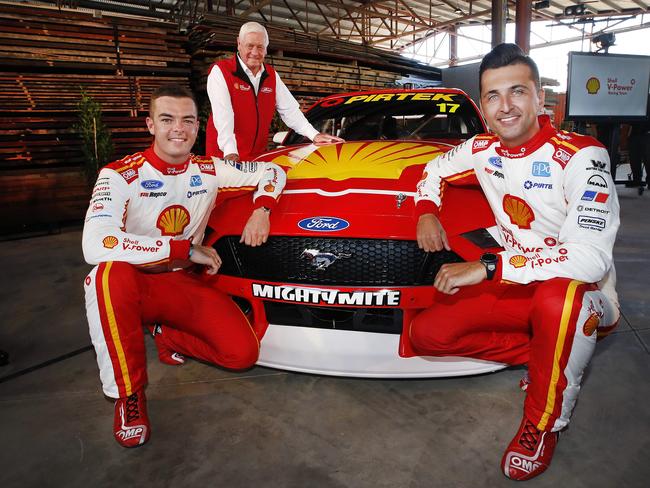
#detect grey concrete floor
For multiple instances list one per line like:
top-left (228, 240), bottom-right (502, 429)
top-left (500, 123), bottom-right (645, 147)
top-left (0, 186), bottom-right (648, 488)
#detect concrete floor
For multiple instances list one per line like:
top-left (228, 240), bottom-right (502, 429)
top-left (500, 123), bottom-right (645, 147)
top-left (1, 185), bottom-right (648, 488)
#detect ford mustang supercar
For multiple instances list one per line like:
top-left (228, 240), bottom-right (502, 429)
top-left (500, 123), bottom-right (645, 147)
top-left (204, 88), bottom-right (506, 378)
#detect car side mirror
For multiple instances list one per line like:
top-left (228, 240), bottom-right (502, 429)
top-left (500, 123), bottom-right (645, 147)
top-left (273, 131), bottom-right (288, 146)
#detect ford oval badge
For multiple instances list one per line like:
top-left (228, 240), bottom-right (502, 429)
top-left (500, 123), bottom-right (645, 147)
top-left (141, 179), bottom-right (164, 190)
top-left (298, 216), bottom-right (350, 232)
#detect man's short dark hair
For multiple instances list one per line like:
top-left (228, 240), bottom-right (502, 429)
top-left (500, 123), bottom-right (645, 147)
top-left (479, 43), bottom-right (541, 94)
top-left (149, 84), bottom-right (197, 116)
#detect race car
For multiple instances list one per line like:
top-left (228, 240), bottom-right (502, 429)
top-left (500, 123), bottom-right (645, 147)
top-left (203, 88), bottom-right (506, 377)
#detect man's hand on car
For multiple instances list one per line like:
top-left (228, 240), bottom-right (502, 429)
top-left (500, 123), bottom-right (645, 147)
top-left (434, 261), bottom-right (487, 295)
top-left (417, 214), bottom-right (451, 252)
top-left (241, 207), bottom-right (271, 247)
top-left (313, 133), bottom-right (345, 145)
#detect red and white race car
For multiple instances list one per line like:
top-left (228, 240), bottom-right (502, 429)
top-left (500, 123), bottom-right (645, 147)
top-left (204, 88), bottom-right (506, 377)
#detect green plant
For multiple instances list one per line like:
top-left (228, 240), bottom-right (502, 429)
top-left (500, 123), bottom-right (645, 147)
top-left (74, 88), bottom-right (114, 184)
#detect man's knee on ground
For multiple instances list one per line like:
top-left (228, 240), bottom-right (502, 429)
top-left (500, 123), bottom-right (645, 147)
top-left (221, 343), bottom-right (259, 370)
top-left (409, 314), bottom-right (457, 353)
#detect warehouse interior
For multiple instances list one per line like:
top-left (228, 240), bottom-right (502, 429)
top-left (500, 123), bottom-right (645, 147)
top-left (1, 1), bottom-right (649, 487)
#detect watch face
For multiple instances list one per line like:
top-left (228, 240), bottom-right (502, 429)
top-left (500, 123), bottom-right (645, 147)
top-left (482, 253), bottom-right (498, 263)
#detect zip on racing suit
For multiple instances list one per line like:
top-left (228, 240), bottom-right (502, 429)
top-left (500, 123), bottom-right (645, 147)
top-left (83, 146), bottom-right (286, 399)
top-left (411, 115), bottom-right (620, 432)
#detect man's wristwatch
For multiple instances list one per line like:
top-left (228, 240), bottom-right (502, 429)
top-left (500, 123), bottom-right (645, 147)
top-left (260, 206), bottom-right (271, 213)
top-left (480, 253), bottom-right (498, 280)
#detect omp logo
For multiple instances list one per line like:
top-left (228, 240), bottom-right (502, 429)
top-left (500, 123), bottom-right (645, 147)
top-left (509, 455), bottom-right (542, 474)
top-left (141, 179), bottom-right (163, 190)
top-left (553, 148), bottom-right (571, 164)
top-left (298, 217), bottom-right (350, 232)
top-left (116, 427), bottom-right (144, 441)
top-left (473, 139), bottom-right (489, 150)
top-left (531, 161), bottom-right (551, 177)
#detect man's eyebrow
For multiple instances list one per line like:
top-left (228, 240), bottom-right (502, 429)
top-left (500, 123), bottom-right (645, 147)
top-left (510, 84), bottom-right (529, 91)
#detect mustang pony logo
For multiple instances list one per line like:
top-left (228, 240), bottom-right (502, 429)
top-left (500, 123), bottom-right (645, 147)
top-left (300, 249), bottom-right (351, 270)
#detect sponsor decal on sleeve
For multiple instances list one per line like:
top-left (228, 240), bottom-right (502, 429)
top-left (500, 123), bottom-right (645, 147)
top-left (102, 236), bottom-right (118, 249)
top-left (586, 174), bottom-right (608, 188)
top-left (581, 190), bottom-right (609, 203)
top-left (587, 159), bottom-right (610, 174)
top-left (578, 215), bottom-right (606, 230)
top-left (552, 148), bottom-right (571, 165)
top-left (121, 237), bottom-right (161, 253)
top-left (252, 283), bottom-right (401, 306)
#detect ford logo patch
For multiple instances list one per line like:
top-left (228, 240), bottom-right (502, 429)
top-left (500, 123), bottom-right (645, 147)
top-left (141, 179), bottom-right (164, 190)
top-left (298, 217), bottom-right (350, 232)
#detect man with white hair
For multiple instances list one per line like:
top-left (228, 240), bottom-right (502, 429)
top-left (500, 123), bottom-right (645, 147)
top-left (206, 21), bottom-right (343, 161)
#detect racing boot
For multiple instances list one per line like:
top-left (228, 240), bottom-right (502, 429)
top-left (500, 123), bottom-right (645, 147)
top-left (501, 416), bottom-right (559, 481)
top-left (149, 324), bottom-right (185, 365)
top-left (519, 371), bottom-right (530, 392)
top-left (113, 389), bottom-right (150, 448)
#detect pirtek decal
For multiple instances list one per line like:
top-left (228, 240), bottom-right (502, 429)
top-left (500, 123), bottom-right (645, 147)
top-left (252, 284), bottom-right (401, 306)
top-left (343, 93), bottom-right (456, 104)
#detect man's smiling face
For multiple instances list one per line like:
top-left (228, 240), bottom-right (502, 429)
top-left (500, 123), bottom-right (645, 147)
top-left (146, 96), bottom-right (199, 164)
top-left (480, 63), bottom-right (545, 148)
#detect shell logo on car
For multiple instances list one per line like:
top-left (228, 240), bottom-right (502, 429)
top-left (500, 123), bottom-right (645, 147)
top-left (272, 141), bottom-right (445, 181)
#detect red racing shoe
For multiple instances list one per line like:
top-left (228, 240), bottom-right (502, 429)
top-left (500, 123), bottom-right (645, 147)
top-left (113, 389), bottom-right (151, 448)
top-left (501, 416), bottom-right (559, 480)
top-left (149, 324), bottom-right (185, 366)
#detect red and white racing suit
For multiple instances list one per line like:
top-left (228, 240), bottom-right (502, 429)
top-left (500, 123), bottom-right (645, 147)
top-left (83, 147), bottom-right (286, 399)
top-left (411, 115), bottom-right (620, 432)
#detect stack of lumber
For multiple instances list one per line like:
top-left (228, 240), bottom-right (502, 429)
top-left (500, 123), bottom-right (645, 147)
top-left (0, 4), bottom-right (191, 233)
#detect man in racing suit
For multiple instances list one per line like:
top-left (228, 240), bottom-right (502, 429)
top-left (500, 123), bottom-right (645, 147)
top-left (82, 84), bottom-right (286, 448)
top-left (411, 44), bottom-right (620, 480)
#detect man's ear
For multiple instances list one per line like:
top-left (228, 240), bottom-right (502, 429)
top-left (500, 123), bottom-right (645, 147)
top-left (146, 117), bottom-right (155, 136)
top-left (538, 88), bottom-right (546, 114)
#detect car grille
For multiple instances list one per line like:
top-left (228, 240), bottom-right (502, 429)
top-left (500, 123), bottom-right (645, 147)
top-left (264, 301), bottom-right (403, 334)
top-left (214, 236), bottom-right (463, 286)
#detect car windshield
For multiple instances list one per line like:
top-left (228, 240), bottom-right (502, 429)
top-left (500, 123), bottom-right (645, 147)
top-left (284, 91), bottom-right (485, 145)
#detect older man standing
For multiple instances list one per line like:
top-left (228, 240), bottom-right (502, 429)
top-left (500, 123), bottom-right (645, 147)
top-left (206, 21), bottom-right (343, 161)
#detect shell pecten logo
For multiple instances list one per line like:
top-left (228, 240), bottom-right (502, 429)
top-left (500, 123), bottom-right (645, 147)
top-left (273, 142), bottom-right (444, 181)
top-left (586, 77), bottom-right (600, 95)
top-left (156, 205), bottom-right (190, 236)
top-left (502, 194), bottom-right (535, 229)
top-left (509, 255), bottom-right (527, 268)
top-left (102, 235), bottom-right (118, 249)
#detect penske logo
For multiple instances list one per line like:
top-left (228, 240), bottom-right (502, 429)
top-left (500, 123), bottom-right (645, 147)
top-left (252, 284), bottom-right (401, 306)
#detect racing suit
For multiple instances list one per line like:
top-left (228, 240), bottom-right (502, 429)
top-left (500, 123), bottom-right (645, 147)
top-left (83, 147), bottom-right (286, 399)
top-left (411, 115), bottom-right (620, 432)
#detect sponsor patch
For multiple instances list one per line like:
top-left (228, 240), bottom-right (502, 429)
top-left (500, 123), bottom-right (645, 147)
top-left (297, 217), bottom-right (350, 232)
top-left (484, 167), bottom-right (504, 179)
top-left (524, 180), bottom-right (553, 190)
top-left (553, 148), bottom-right (571, 165)
top-left (578, 215), bottom-right (606, 230)
top-left (544, 237), bottom-right (557, 246)
top-left (531, 161), bottom-right (551, 177)
top-left (488, 156), bottom-right (503, 168)
top-left (260, 86), bottom-right (273, 94)
top-left (502, 195), bottom-right (535, 229)
top-left (581, 190), bottom-right (609, 203)
top-left (139, 191), bottom-right (168, 198)
top-left (187, 189), bottom-right (208, 199)
top-left (157, 205), bottom-right (190, 236)
top-left (577, 205), bottom-right (610, 215)
top-left (583, 312), bottom-right (600, 336)
top-left (509, 255), bottom-right (527, 268)
top-left (120, 168), bottom-right (138, 183)
top-left (252, 283), bottom-right (400, 306)
top-left (588, 159), bottom-right (610, 174)
top-left (473, 139), bottom-right (489, 150)
top-left (227, 160), bottom-right (259, 173)
top-left (587, 174), bottom-right (608, 188)
top-left (92, 202), bottom-right (105, 212)
top-left (190, 175), bottom-right (203, 187)
top-left (102, 236), bottom-right (118, 249)
top-left (141, 179), bottom-right (164, 190)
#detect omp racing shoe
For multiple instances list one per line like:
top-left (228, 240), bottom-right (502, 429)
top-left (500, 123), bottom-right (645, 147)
top-left (150, 324), bottom-right (185, 365)
top-left (114, 389), bottom-right (151, 448)
top-left (501, 416), bottom-right (559, 481)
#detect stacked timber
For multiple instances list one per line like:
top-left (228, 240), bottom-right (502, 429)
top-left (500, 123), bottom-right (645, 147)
top-left (0, 4), bottom-right (190, 233)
